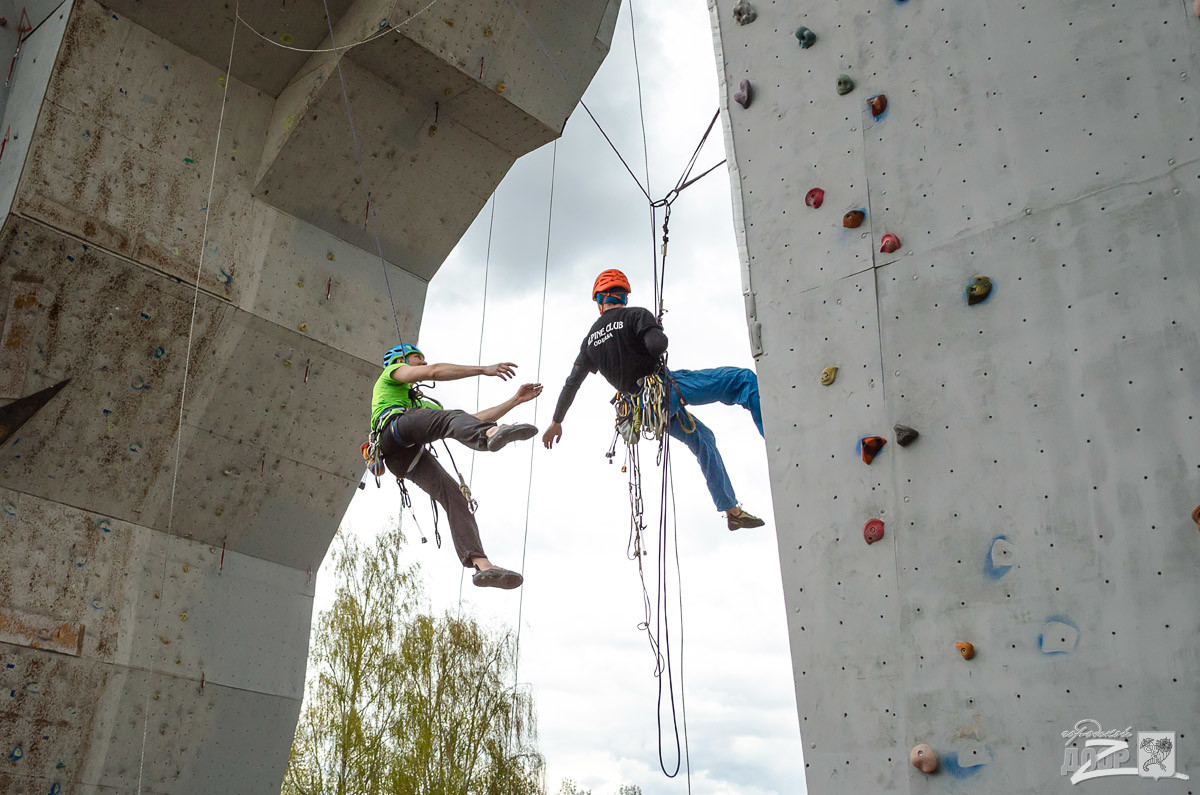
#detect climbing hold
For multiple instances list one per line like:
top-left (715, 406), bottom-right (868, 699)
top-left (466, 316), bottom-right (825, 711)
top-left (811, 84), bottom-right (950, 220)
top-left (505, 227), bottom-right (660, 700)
top-left (444, 87), bottom-right (453, 96)
top-left (1192, 504), bottom-right (1200, 531)
top-left (483, 26), bottom-right (493, 37)
top-left (805, 188), bottom-right (825, 209)
top-left (861, 436), bottom-right (887, 464)
top-left (967, 276), bottom-right (992, 305)
top-left (863, 518), bottom-right (885, 545)
top-left (843, 209), bottom-right (865, 228)
top-left (428, 125), bottom-right (438, 137)
top-left (732, 0), bottom-right (757, 25)
top-left (836, 74), bottom-right (855, 96)
top-left (179, 611), bottom-right (188, 622)
top-left (880, 233), bottom-right (901, 253)
top-left (894, 424), bottom-right (919, 446)
top-left (819, 365), bottom-right (838, 385)
top-left (326, 251), bottom-right (335, 261)
top-left (955, 641), bottom-right (975, 660)
top-left (298, 323), bottom-right (308, 332)
top-left (495, 82), bottom-right (507, 94)
top-left (442, 18), bottom-right (454, 27)
top-left (867, 93), bottom-right (888, 117)
top-left (734, 80), bottom-right (753, 109)
top-left (911, 744), bottom-right (939, 773)
top-left (795, 26), bottom-right (817, 48)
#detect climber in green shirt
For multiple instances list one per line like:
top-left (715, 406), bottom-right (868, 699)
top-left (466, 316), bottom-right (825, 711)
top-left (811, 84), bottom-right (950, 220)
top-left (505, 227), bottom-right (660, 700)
top-left (371, 342), bottom-right (540, 589)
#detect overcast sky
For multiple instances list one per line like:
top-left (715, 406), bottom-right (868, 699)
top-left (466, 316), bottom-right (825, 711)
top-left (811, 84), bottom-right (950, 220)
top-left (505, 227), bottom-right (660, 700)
top-left (321, 1), bottom-right (806, 793)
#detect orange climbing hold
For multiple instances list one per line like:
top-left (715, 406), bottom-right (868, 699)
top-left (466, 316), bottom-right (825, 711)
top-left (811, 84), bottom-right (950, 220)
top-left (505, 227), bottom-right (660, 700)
top-left (955, 641), bottom-right (975, 660)
top-left (1192, 504), bottom-right (1200, 531)
top-left (861, 436), bottom-right (886, 464)
top-left (910, 744), bottom-right (939, 773)
top-left (880, 233), bottom-right (901, 253)
top-left (863, 518), bottom-right (885, 545)
top-left (843, 209), bottom-right (865, 229)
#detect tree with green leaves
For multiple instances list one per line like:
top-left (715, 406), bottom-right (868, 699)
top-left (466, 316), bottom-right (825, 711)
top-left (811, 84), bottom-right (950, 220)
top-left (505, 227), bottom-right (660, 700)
top-left (283, 523), bottom-right (543, 795)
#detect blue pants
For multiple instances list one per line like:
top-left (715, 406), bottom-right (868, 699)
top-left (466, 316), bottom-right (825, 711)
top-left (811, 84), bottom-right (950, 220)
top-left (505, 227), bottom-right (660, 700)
top-left (665, 367), bottom-right (763, 513)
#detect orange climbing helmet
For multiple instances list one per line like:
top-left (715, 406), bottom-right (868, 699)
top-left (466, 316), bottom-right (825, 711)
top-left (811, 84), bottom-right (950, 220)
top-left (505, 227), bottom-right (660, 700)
top-left (593, 269), bottom-right (631, 304)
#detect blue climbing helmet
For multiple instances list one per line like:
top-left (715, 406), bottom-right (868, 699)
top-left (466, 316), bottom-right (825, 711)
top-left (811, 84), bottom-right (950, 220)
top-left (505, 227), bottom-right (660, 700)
top-left (382, 343), bottom-right (423, 368)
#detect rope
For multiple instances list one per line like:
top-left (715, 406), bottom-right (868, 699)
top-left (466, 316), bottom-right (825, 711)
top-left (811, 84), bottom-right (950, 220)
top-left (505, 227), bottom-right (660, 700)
top-left (235, 0), bottom-right (440, 55)
top-left (165, 0), bottom-right (239, 539)
top-left (502, 0), bottom-right (650, 202)
top-left (460, 193), bottom-right (498, 608)
top-left (320, 0), bottom-right (403, 341)
top-left (150, 6), bottom-right (240, 794)
top-left (511, 139), bottom-right (557, 722)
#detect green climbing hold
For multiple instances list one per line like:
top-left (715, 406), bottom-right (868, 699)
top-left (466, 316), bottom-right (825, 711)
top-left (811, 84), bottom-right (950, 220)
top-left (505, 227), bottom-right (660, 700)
top-left (967, 275), bottom-right (993, 305)
top-left (836, 74), bottom-right (855, 96)
top-left (795, 27), bottom-right (817, 48)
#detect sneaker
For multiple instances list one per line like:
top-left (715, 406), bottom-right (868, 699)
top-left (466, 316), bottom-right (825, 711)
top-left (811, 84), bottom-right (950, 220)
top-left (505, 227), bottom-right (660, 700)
top-left (727, 509), bottom-right (766, 531)
top-left (486, 423), bottom-right (538, 452)
top-left (472, 566), bottom-right (524, 590)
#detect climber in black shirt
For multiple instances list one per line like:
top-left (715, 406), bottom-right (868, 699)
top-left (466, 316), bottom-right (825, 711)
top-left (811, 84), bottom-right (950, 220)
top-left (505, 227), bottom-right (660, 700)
top-left (543, 269), bottom-right (767, 530)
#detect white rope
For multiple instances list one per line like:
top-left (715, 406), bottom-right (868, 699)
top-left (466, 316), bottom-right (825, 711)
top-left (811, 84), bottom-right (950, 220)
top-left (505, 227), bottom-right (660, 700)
top-left (234, 0), bottom-right (439, 55)
top-left (165, 4), bottom-right (238, 536)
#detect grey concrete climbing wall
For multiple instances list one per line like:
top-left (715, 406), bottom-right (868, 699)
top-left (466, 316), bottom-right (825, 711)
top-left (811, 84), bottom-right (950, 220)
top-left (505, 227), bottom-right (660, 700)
top-left (710, 0), bottom-right (1200, 791)
top-left (0, 0), bottom-right (616, 792)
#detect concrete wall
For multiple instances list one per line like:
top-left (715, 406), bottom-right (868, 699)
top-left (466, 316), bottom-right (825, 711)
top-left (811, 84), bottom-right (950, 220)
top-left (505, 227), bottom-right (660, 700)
top-left (709, 0), bottom-right (1200, 792)
top-left (0, 0), bottom-right (617, 791)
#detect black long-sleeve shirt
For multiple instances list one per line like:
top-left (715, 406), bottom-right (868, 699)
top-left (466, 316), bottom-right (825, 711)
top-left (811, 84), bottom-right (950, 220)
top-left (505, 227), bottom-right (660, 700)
top-left (552, 306), bottom-right (668, 423)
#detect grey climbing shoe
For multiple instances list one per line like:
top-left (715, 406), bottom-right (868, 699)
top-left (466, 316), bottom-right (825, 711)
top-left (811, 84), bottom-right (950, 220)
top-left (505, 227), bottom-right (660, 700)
top-left (486, 423), bottom-right (538, 452)
top-left (727, 509), bottom-right (766, 531)
top-left (472, 566), bottom-right (524, 590)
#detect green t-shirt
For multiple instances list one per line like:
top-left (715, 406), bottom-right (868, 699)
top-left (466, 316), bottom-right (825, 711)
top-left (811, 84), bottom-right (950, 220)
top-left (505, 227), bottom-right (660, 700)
top-left (370, 363), bottom-right (441, 430)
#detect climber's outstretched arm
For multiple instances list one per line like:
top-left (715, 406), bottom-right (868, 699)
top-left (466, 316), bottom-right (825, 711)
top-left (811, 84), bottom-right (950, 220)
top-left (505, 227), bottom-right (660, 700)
top-left (392, 362), bottom-right (517, 383)
top-left (543, 353), bottom-right (592, 448)
top-left (475, 383), bottom-right (542, 423)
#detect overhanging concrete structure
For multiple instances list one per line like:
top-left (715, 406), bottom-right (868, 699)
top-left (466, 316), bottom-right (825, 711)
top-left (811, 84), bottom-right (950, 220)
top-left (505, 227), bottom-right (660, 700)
top-left (710, 0), bottom-right (1200, 791)
top-left (0, 0), bottom-right (617, 791)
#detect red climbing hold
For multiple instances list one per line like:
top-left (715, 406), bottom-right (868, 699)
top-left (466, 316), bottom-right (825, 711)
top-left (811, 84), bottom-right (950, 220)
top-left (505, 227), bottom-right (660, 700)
top-left (863, 518), bottom-right (885, 545)
top-left (867, 94), bottom-right (888, 117)
top-left (880, 233), bottom-right (901, 253)
top-left (1192, 504), bottom-right (1200, 531)
top-left (805, 188), bottom-right (825, 209)
top-left (843, 210), bottom-right (865, 229)
top-left (911, 744), bottom-right (939, 773)
top-left (860, 436), bottom-right (886, 464)
top-left (735, 79), bottom-right (753, 109)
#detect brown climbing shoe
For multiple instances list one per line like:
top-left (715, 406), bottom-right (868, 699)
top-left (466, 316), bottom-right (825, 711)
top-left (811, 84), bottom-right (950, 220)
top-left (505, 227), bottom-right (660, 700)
top-left (486, 423), bottom-right (538, 452)
top-left (472, 566), bottom-right (523, 590)
top-left (727, 509), bottom-right (766, 531)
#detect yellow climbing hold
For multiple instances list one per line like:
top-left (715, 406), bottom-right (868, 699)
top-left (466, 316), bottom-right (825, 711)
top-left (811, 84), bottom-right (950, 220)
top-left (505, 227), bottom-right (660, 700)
top-left (484, 27), bottom-right (493, 37)
top-left (326, 251), bottom-right (335, 261)
top-left (179, 611), bottom-right (188, 622)
top-left (444, 87), bottom-right (453, 96)
top-left (298, 323), bottom-right (308, 332)
top-left (428, 125), bottom-right (438, 137)
top-left (496, 82), bottom-right (507, 94)
top-left (820, 366), bottom-right (838, 386)
top-left (443, 18), bottom-right (454, 26)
